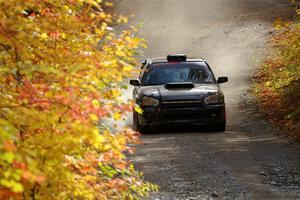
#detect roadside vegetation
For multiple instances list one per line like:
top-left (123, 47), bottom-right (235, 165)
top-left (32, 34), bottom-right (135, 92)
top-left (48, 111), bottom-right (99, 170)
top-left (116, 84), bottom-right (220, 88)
top-left (0, 0), bottom-right (157, 199)
top-left (254, 3), bottom-right (300, 139)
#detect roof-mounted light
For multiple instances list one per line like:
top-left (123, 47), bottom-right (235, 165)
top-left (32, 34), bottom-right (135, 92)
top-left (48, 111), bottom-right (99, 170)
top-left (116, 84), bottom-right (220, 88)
top-left (167, 54), bottom-right (187, 62)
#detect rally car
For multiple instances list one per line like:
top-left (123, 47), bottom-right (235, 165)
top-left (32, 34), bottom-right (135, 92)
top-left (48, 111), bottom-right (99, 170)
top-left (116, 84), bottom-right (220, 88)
top-left (130, 54), bottom-right (228, 132)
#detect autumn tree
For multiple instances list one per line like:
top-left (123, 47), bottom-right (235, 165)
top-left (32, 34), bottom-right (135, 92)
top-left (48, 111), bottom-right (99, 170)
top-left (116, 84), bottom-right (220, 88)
top-left (0, 0), bottom-right (156, 199)
top-left (254, 3), bottom-right (300, 138)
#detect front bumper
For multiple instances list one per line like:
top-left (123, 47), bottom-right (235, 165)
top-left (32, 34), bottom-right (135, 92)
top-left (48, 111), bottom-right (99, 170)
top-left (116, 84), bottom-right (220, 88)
top-left (138, 103), bottom-right (226, 126)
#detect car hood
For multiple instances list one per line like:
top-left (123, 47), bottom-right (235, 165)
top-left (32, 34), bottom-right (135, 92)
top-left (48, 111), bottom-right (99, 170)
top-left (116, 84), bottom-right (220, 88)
top-left (139, 84), bottom-right (220, 101)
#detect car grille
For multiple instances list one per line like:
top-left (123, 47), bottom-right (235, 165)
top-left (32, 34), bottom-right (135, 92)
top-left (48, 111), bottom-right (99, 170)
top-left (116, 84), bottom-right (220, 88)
top-left (159, 100), bottom-right (205, 120)
top-left (161, 100), bottom-right (202, 105)
top-left (162, 112), bottom-right (205, 120)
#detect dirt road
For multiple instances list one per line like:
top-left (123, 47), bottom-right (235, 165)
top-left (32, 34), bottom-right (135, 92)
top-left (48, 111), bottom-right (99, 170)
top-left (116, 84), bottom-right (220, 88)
top-left (116, 1), bottom-right (300, 199)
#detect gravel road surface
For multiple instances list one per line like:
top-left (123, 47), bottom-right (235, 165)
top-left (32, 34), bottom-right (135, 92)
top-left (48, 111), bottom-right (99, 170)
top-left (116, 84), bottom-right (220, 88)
top-left (116, 1), bottom-right (300, 199)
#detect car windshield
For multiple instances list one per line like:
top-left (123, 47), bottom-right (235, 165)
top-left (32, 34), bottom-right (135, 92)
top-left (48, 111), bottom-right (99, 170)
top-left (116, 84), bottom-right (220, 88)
top-left (141, 62), bottom-right (215, 86)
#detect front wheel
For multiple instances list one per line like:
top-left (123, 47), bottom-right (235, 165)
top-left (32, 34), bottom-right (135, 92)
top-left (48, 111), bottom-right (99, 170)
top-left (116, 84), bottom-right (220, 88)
top-left (212, 121), bottom-right (226, 132)
top-left (132, 112), bottom-right (149, 133)
top-left (132, 111), bottom-right (140, 131)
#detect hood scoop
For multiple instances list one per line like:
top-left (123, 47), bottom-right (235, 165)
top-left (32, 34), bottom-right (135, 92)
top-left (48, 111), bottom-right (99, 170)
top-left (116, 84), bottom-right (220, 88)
top-left (165, 82), bottom-right (194, 90)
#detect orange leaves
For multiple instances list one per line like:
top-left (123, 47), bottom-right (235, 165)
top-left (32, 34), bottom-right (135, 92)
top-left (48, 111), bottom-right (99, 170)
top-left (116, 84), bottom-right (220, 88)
top-left (115, 160), bottom-right (128, 170)
top-left (3, 140), bottom-right (16, 152)
top-left (12, 161), bottom-right (26, 170)
top-left (22, 80), bottom-right (37, 97)
top-left (40, 31), bottom-right (67, 41)
top-left (21, 170), bottom-right (46, 185)
top-left (17, 80), bottom-right (52, 109)
top-left (0, 188), bottom-right (22, 200)
top-left (5, 75), bottom-right (14, 85)
top-left (72, 160), bottom-right (98, 175)
top-left (39, 8), bottom-right (53, 17)
top-left (122, 128), bottom-right (142, 145)
top-left (48, 31), bottom-right (61, 41)
top-left (106, 178), bottom-right (128, 191)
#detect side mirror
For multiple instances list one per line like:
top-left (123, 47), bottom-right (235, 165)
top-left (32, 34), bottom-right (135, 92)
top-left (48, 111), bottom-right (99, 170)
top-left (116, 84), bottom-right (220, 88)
top-left (217, 76), bottom-right (228, 84)
top-left (130, 79), bottom-right (140, 86)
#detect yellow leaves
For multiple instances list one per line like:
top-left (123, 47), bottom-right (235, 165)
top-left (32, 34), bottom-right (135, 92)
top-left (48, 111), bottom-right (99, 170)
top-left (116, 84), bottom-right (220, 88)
top-left (0, 0), bottom-right (155, 199)
top-left (255, 10), bottom-right (300, 138)
top-left (1, 152), bottom-right (15, 163)
top-left (116, 49), bottom-right (126, 57)
top-left (134, 104), bottom-right (143, 114)
top-left (100, 22), bottom-right (108, 31)
top-left (89, 114), bottom-right (98, 121)
top-left (122, 65), bottom-right (133, 73)
top-left (105, 89), bottom-right (121, 99)
top-left (113, 112), bottom-right (122, 120)
top-left (117, 15), bottom-right (128, 24)
top-left (0, 119), bottom-right (19, 138)
top-left (140, 39), bottom-right (148, 48)
top-left (62, 5), bottom-right (71, 12)
top-left (125, 36), bottom-right (132, 42)
top-left (95, 133), bottom-right (105, 144)
top-left (274, 18), bottom-right (289, 30)
top-left (0, 160), bottom-right (24, 193)
top-left (0, 179), bottom-right (23, 193)
top-left (104, 2), bottom-right (114, 6)
top-left (40, 33), bottom-right (48, 40)
top-left (78, 0), bottom-right (101, 9)
top-left (90, 129), bottom-right (106, 149)
top-left (0, 120), bottom-right (24, 193)
top-left (100, 12), bottom-right (106, 19)
top-left (92, 99), bottom-right (100, 108)
top-left (61, 32), bottom-right (67, 40)
top-left (265, 81), bottom-right (271, 87)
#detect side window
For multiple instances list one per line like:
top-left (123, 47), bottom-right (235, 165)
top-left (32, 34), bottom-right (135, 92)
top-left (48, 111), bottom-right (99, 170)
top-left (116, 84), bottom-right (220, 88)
top-left (139, 63), bottom-right (147, 80)
top-left (204, 62), bottom-right (216, 82)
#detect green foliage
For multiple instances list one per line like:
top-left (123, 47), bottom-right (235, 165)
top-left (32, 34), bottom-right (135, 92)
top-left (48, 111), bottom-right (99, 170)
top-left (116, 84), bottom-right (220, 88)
top-left (0, 0), bottom-right (157, 199)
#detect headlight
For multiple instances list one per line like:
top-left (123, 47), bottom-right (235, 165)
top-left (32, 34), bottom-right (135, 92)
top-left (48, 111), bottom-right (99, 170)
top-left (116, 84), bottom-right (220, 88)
top-left (204, 94), bottom-right (224, 105)
top-left (142, 96), bottom-right (159, 106)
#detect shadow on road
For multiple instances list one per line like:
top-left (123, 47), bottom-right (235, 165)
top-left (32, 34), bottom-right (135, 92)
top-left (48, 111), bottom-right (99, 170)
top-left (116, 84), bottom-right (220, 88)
top-left (142, 125), bottom-right (223, 135)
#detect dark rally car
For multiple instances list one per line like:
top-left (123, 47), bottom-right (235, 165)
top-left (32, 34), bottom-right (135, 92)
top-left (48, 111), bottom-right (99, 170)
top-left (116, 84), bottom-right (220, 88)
top-left (130, 54), bottom-right (228, 132)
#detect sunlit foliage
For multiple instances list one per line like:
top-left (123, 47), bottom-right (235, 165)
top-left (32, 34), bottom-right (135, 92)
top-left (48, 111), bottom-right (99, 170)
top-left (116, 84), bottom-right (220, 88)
top-left (254, 4), bottom-right (300, 138)
top-left (0, 0), bottom-right (157, 199)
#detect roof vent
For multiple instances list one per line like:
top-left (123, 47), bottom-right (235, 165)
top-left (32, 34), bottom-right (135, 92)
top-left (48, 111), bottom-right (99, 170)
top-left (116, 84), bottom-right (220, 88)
top-left (167, 54), bottom-right (187, 62)
top-left (165, 82), bottom-right (194, 90)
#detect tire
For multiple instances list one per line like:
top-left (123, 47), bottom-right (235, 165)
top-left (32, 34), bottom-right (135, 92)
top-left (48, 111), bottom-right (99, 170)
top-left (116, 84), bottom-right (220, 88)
top-left (133, 111), bottom-right (149, 133)
top-left (212, 121), bottom-right (226, 132)
top-left (132, 111), bottom-right (140, 131)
